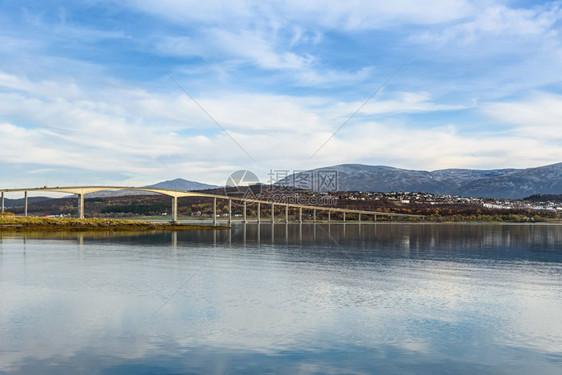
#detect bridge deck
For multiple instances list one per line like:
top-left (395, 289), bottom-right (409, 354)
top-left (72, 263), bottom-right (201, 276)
top-left (0, 186), bottom-right (423, 220)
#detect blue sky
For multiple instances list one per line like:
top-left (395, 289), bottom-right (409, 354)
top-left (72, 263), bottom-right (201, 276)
top-left (1, 0), bottom-right (562, 188)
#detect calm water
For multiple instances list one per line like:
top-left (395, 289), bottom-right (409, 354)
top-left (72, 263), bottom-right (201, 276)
top-left (1, 223), bottom-right (561, 374)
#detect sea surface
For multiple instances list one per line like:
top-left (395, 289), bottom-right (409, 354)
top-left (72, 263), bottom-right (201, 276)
top-left (1, 223), bottom-right (561, 374)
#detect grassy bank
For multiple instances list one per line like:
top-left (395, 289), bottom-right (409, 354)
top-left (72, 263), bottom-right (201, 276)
top-left (0, 213), bottom-right (229, 232)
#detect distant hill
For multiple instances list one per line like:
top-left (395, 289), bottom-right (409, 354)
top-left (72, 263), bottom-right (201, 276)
top-left (146, 178), bottom-right (217, 191)
top-left (85, 178), bottom-right (218, 198)
top-left (2, 196), bottom-right (53, 209)
top-left (278, 163), bottom-right (562, 199)
top-left (457, 163), bottom-right (562, 199)
top-left (524, 194), bottom-right (562, 204)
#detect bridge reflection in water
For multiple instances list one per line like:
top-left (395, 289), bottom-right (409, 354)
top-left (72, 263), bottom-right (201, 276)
top-left (186, 222), bottom-right (364, 248)
top-left (4, 223), bottom-right (561, 256)
top-left (0, 186), bottom-right (421, 223)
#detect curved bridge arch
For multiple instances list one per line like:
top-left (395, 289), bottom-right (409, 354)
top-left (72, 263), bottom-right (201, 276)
top-left (1, 186), bottom-right (422, 223)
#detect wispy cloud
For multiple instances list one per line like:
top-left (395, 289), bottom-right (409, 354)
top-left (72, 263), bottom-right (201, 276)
top-left (1, 64), bottom-right (559, 186)
top-left (126, 0), bottom-right (475, 29)
top-left (155, 27), bottom-right (372, 87)
top-left (0, 0), bottom-right (561, 186)
top-left (482, 93), bottom-right (562, 141)
top-left (413, 3), bottom-right (562, 45)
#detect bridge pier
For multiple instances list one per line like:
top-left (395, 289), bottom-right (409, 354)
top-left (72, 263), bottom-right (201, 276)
top-left (172, 196), bottom-right (178, 223)
top-left (213, 197), bottom-right (217, 225)
top-left (78, 193), bottom-right (84, 219)
top-left (243, 201), bottom-right (247, 223)
top-left (228, 199), bottom-right (232, 224)
top-left (0, 186), bottom-right (423, 224)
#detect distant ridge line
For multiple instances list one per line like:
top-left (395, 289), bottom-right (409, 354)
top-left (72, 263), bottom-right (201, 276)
top-left (278, 162), bottom-right (562, 199)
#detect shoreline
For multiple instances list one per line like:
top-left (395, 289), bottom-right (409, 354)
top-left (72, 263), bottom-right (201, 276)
top-left (1, 215), bottom-right (559, 232)
top-left (0, 216), bottom-right (229, 232)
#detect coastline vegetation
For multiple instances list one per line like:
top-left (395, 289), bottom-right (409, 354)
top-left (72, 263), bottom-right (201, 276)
top-left (0, 212), bottom-right (228, 232)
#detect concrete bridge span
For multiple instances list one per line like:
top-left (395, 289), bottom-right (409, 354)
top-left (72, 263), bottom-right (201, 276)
top-left (0, 186), bottom-right (422, 223)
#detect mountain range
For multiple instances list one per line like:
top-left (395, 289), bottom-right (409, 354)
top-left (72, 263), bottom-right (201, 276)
top-left (278, 163), bottom-right (562, 199)
top-left (81, 178), bottom-right (218, 198)
top-left (146, 178), bottom-right (218, 191)
top-left (3, 164), bottom-right (561, 205)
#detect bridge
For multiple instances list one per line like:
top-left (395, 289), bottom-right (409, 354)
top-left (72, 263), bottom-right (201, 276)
top-left (0, 186), bottom-right (422, 223)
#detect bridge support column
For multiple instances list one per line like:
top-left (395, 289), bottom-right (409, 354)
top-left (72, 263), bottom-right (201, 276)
top-left (299, 207), bottom-right (302, 223)
top-left (257, 202), bottom-right (261, 223)
top-left (24, 191), bottom-right (28, 217)
top-left (313, 209), bottom-right (316, 222)
top-left (172, 196), bottom-right (178, 223)
top-left (343, 211), bottom-right (346, 222)
top-left (228, 199), bottom-right (232, 224)
top-left (328, 210), bottom-right (330, 222)
top-left (243, 201), bottom-right (247, 223)
top-left (213, 197), bottom-right (217, 225)
top-left (271, 203), bottom-right (275, 223)
top-left (285, 205), bottom-right (288, 223)
top-left (1, 192), bottom-right (4, 213)
top-left (78, 193), bottom-right (84, 219)
top-left (358, 213), bottom-right (361, 222)
top-left (375, 214), bottom-right (377, 222)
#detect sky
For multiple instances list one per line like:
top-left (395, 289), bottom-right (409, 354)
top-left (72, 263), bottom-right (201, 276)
top-left (1, 0), bottom-right (562, 188)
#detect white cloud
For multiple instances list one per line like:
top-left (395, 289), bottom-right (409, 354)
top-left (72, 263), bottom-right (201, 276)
top-left (0, 71), bottom-right (84, 99)
top-left (2, 65), bottom-right (561, 187)
top-left (311, 121), bottom-right (562, 170)
top-left (135, 0), bottom-right (482, 89)
top-left (481, 93), bottom-right (562, 140)
top-left (294, 66), bottom-right (374, 87)
top-left (331, 91), bottom-right (468, 116)
top-left (414, 3), bottom-right (562, 45)
top-left (196, 28), bottom-right (313, 71)
top-left (126, 0), bottom-right (475, 30)
top-left (156, 28), bottom-right (370, 86)
top-left (281, 0), bottom-right (475, 30)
